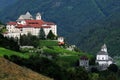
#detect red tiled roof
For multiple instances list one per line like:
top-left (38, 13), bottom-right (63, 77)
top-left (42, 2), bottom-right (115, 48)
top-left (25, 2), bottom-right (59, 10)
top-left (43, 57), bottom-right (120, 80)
top-left (45, 22), bottom-right (55, 25)
top-left (41, 26), bottom-right (51, 28)
top-left (7, 22), bottom-right (17, 25)
top-left (80, 56), bottom-right (88, 60)
top-left (16, 20), bottom-right (52, 28)
top-left (58, 42), bottom-right (65, 45)
top-left (17, 24), bottom-right (26, 28)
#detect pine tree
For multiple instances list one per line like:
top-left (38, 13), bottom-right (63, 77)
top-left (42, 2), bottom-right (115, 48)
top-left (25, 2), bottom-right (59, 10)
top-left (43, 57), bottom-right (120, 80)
top-left (47, 30), bottom-right (56, 40)
top-left (39, 28), bottom-right (46, 40)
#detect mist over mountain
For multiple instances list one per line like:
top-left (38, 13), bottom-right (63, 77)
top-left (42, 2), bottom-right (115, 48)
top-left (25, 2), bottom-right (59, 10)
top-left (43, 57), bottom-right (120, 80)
top-left (0, 0), bottom-right (120, 56)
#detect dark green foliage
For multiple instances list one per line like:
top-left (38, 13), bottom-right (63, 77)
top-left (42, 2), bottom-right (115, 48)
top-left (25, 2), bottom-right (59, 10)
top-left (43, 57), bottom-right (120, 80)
top-left (0, 21), bottom-right (4, 25)
top-left (0, 33), bottom-right (19, 51)
top-left (47, 30), bottom-right (56, 40)
top-left (89, 56), bottom-right (96, 65)
top-left (91, 67), bottom-right (99, 73)
top-left (3, 51), bottom-right (120, 80)
top-left (20, 33), bottom-right (39, 47)
top-left (97, 70), bottom-right (120, 80)
top-left (0, 0), bottom-right (17, 11)
top-left (106, 73), bottom-right (117, 80)
top-left (0, 27), bottom-right (6, 33)
top-left (5, 54), bottom-right (91, 80)
top-left (38, 40), bottom-right (58, 47)
top-left (39, 28), bottom-right (46, 40)
top-left (3, 55), bottom-right (9, 59)
top-left (68, 12), bottom-right (120, 56)
top-left (74, 47), bottom-right (81, 52)
top-left (67, 67), bottom-right (90, 80)
top-left (0, 22), bottom-right (5, 33)
top-left (108, 64), bottom-right (118, 73)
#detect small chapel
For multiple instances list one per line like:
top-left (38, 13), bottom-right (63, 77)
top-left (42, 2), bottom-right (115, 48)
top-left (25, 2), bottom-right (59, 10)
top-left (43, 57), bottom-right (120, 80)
top-left (96, 44), bottom-right (113, 70)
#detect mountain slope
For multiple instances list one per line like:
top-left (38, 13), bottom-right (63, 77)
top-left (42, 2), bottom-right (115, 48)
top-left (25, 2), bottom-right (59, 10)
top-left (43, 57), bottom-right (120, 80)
top-left (0, 57), bottom-right (53, 80)
top-left (0, 0), bottom-right (17, 11)
top-left (0, 0), bottom-right (119, 33)
top-left (67, 11), bottom-right (120, 56)
top-left (0, 0), bottom-right (119, 35)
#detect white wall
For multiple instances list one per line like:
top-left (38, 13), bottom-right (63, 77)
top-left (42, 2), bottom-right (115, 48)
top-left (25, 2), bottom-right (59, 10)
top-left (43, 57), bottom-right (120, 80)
top-left (44, 28), bottom-right (51, 36)
top-left (108, 61), bottom-right (113, 66)
top-left (4, 33), bottom-right (20, 39)
top-left (58, 37), bottom-right (64, 42)
top-left (51, 25), bottom-right (57, 36)
top-left (5, 21), bottom-right (57, 38)
top-left (96, 61), bottom-right (108, 66)
top-left (6, 25), bottom-right (21, 33)
top-left (96, 55), bottom-right (108, 60)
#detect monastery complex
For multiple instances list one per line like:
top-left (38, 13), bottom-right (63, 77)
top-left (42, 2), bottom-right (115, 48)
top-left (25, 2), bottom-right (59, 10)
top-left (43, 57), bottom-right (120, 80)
top-left (4, 12), bottom-right (57, 38)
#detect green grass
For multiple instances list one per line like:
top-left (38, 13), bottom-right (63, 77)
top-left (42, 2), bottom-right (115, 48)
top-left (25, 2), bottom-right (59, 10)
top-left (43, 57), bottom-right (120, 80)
top-left (0, 47), bottom-right (29, 58)
top-left (44, 46), bottom-right (92, 57)
top-left (39, 40), bottom-right (58, 47)
top-left (43, 46), bottom-right (93, 68)
top-left (114, 58), bottom-right (120, 68)
top-left (56, 56), bottom-right (80, 68)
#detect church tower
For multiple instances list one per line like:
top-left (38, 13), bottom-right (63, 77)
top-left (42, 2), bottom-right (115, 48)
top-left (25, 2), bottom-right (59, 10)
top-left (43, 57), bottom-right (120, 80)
top-left (96, 44), bottom-right (113, 70)
top-left (36, 13), bottom-right (41, 20)
top-left (101, 44), bottom-right (107, 53)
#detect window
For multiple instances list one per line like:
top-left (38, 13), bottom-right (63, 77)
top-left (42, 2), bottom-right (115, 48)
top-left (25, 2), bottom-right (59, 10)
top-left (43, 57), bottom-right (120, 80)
top-left (97, 57), bottom-right (100, 60)
top-left (102, 57), bottom-right (104, 60)
top-left (20, 29), bottom-right (22, 31)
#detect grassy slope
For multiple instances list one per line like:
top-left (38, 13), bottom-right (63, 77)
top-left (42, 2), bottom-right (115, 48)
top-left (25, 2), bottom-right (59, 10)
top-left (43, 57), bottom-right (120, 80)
top-left (44, 46), bottom-right (84, 56)
top-left (39, 40), bottom-right (58, 47)
top-left (38, 40), bottom-right (92, 67)
top-left (0, 47), bottom-right (29, 58)
top-left (0, 40), bottom-right (93, 68)
top-left (42, 42), bottom-right (92, 67)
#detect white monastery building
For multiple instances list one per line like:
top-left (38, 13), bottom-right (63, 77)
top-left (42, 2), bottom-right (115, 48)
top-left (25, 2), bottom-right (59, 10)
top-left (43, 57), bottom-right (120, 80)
top-left (4, 12), bottom-right (57, 39)
top-left (96, 44), bottom-right (113, 70)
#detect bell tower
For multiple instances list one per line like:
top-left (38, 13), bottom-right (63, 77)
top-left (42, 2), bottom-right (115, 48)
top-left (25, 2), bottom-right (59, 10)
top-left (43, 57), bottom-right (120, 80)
top-left (101, 44), bottom-right (107, 53)
top-left (36, 12), bottom-right (41, 20)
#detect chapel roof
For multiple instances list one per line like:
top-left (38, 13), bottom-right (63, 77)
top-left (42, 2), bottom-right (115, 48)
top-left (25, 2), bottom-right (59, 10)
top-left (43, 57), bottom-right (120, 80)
top-left (80, 56), bottom-right (88, 60)
top-left (108, 56), bottom-right (113, 61)
top-left (17, 12), bottom-right (33, 20)
top-left (36, 12), bottom-right (41, 16)
top-left (101, 44), bottom-right (107, 49)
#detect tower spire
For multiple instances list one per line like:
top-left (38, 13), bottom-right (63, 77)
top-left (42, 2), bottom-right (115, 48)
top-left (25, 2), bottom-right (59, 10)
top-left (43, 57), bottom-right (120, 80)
top-left (101, 44), bottom-right (107, 52)
top-left (36, 12), bottom-right (41, 20)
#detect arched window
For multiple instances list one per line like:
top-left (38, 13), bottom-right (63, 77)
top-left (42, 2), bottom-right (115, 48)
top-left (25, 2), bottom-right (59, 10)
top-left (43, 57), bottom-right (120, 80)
top-left (102, 57), bottom-right (104, 60)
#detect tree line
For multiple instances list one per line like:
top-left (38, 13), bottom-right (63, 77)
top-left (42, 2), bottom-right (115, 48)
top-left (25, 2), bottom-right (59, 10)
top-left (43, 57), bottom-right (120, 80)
top-left (4, 54), bottom-right (120, 80)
